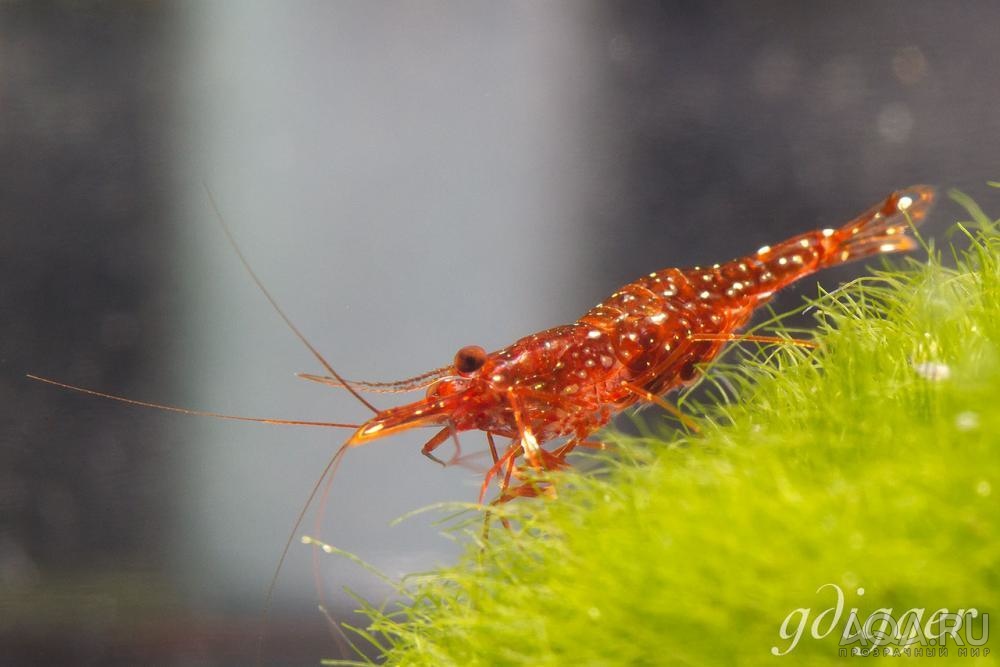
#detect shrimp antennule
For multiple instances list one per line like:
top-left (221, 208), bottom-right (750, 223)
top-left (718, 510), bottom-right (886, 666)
top-left (297, 365), bottom-right (451, 394)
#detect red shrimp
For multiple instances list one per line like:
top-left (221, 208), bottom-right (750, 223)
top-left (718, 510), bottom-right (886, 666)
top-left (33, 186), bottom-right (934, 503)
top-left (327, 185), bottom-right (935, 501)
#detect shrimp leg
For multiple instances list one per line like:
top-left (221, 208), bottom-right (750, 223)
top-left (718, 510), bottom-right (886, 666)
top-left (687, 332), bottom-right (818, 349)
top-left (480, 442), bottom-right (523, 503)
top-left (419, 427), bottom-right (453, 466)
top-left (622, 381), bottom-right (701, 433)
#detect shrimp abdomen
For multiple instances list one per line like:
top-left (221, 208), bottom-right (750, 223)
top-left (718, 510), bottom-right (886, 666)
top-left (717, 185), bottom-right (936, 302)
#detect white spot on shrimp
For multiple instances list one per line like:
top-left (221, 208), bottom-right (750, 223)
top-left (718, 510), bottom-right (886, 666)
top-left (563, 384), bottom-right (579, 395)
top-left (588, 330), bottom-right (603, 339)
top-left (821, 228), bottom-right (835, 237)
top-left (778, 257), bottom-right (788, 266)
top-left (585, 359), bottom-right (596, 368)
top-left (649, 312), bottom-right (667, 324)
top-left (662, 287), bottom-right (677, 297)
top-left (521, 428), bottom-right (540, 454)
top-left (731, 281), bottom-right (744, 291)
top-left (879, 243), bottom-right (896, 253)
top-left (362, 423), bottom-right (384, 436)
top-left (898, 195), bottom-right (913, 210)
top-left (491, 374), bottom-right (504, 383)
top-left (600, 355), bottom-right (614, 368)
top-left (799, 238), bottom-right (811, 248)
top-left (757, 245), bottom-right (771, 255)
top-left (699, 290), bottom-right (711, 299)
top-left (702, 274), bottom-right (713, 282)
top-left (791, 254), bottom-right (803, 264)
top-left (840, 250), bottom-right (851, 261)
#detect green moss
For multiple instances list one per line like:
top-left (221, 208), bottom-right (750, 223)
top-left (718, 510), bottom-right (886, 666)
top-left (332, 191), bottom-right (999, 665)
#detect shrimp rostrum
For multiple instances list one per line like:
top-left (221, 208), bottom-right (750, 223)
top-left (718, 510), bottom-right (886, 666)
top-left (317, 186), bottom-right (934, 503)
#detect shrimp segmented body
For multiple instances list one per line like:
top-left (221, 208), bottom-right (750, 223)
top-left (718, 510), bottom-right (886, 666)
top-left (340, 186), bottom-right (935, 501)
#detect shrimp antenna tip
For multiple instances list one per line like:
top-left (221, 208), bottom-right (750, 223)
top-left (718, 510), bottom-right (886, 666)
top-left (201, 185), bottom-right (379, 414)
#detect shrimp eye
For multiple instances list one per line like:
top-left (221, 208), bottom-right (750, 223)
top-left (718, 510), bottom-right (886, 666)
top-left (454, 345), bottom-right (487, 375)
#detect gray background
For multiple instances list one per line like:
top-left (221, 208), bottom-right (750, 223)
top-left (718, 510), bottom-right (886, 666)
top-left (3, 1), bottom-right (998, 665)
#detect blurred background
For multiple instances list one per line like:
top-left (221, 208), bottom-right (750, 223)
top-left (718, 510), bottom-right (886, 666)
top-left (2, 1), bottom-right (998, 665)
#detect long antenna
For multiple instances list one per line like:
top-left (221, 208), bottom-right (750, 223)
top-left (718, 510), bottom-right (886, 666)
top-left (256, 440), bottom-right (352, 666)
top-left (26, 375), bottom-right (359, 428)
top-left (203, 184), bottom-right (379, 414)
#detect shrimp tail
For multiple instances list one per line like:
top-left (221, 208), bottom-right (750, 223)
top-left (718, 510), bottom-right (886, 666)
top-left (729, 186), bottom-right (935, 301)
top-left (820, 185), bottom-right (935, 268)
